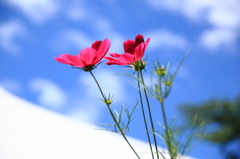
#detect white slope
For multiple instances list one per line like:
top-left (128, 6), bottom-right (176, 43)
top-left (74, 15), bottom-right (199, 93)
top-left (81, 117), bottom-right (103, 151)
top-left (0, 87), bottom-right (195, 159)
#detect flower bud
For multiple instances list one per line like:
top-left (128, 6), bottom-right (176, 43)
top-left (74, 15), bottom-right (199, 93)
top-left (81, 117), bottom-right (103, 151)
top-left (105, 99), bottom-right (113, 105)
top-left (164, 81), bottom-right (172, 86)
top-left (155, 67), bottom-right (167, 76)
top-left (159, 98), bottom-right (165, 102)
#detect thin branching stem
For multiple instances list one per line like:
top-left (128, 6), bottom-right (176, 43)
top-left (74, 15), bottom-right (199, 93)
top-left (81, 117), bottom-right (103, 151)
top-left (160, 101), bottom-right (173, 154)
top-left (137, 72), bottom-right (155, 159)
top-left (158, 76), bottom-right (174, 159)
top-left (139, 70), bottom-right (160, 159)
top-left (89, 71), bottom-right (140, 159)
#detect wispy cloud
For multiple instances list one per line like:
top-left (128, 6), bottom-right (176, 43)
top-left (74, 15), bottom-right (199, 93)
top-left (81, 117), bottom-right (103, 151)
top-left (66, 100), bottom-right (101, 124)
top-left (145, 30), bottom-right (189, 50)
top-left (65, 1), bottom-right (87, 21)
top-left (92, 18), bottom-right (125, 53)
top-left (146, 0), bottom-right (240, 26)
top-left (146, 0), bottom-right (240, 51)
top-left (64, 68), bottom-right (128, 124)
top-left (51, 30), bottom-right (94, 53)
top-left (79, 69), bottom-right (126, 104)
top-left (0, 79), bottom-right (22, 93)
top-left (199, 28), bottom-right (237, 50)
top-left (0, 20), bottom-right (26, 56)
top-left (28, 78), bottom-right (67, 109)
top-left (7, 0), bottom-right (59, 24)
top-left (61, 31), bottom-right (93, 49)
top-left (65, 8), bottom-right (86, 21)
top-left (205, 0), bottom-right (240, 29)
top-left (53, 26), bottom-right (125, 56)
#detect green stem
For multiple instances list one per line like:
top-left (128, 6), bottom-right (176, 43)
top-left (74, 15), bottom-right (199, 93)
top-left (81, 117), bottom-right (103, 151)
top-left (139, 70), bottom-right (160, 159)
top-left (89, 71), bottom-right (140, 159)
top-left (160, 101), bottom-right (174, 159)
top-left (137, 72), bottom-right (155, 159)
top-left (158, 76), bottom-right (174, 159)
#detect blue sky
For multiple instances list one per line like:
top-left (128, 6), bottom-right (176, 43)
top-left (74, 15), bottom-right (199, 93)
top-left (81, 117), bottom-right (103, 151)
top-left (0, 0), bottom-right (240, 158)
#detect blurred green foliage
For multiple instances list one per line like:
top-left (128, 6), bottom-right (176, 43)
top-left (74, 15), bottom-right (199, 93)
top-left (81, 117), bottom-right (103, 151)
top-left (179, 95), bottom-right (240, 159)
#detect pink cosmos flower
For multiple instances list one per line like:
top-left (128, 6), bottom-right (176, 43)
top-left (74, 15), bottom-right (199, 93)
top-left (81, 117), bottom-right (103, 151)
top-left (55, 39), bottom-right (111, 71)
top-left (104, 34), bottom-right (150, 70)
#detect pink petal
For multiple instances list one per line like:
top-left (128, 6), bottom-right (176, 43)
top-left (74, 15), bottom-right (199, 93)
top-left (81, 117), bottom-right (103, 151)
top-left (106, 61), bottom-right (126, 65)
top-left (134, 37), bottom-right (150, 60)
top-left (91, 40), bottom-right (102, 50)
top-left (75, 54), bottom-right (86, 67)
top-left (104, 56), bottom-right (116, 61)
top-left (55, 54), bottom-right (82, 67)
top-left (94, 39), bottom-right (111, 63)
top-left (78, 53), bottom-right (87, 66)
top-left (135, 34), bottom-right (144, 46)
top-left (54, 57), bottom-right (68, 64)
top-left (118, 53), bottom-right (134, 64)
top-left (134, 43), bottom-right (144, 61)
top-left (80, 47), bottom-right (96, 65)
top-left (142, 38), bottom-right (150, 53)
top-left (105, 57), bottom-right (125, 65)
top-left (123, 40), bottom-right (135, 54)
top-left (108, 53), bottom-right (121, 58)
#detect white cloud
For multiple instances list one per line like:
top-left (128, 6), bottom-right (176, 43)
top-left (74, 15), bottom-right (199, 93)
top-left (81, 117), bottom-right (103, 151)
top-left (65, 0), bottom-right (87, 21)
top-left (207, 5), bottom-right (240, 29)
top-left (0, 79), bottom-right (22, 93)
top-left (62, 68), bottom-right (128, 124)
top-left (53, 27), bottom-right (124, 55)
top-left (146, 0), bottom-right (240, 51)
top-left (79, 69), bottom-right (126, 104)
top-left (56, 30), bottom-right (94, 51)
top-left (66, 8), bottom-right (86, 21)
top-left (200, 28), bottom-right (237, 50)
top-left (0, 20), bottom-right (26, 56)
top-left (145, 30), bottom-right (189, 50)
top-left (105, 33), bottom-right (125, 53)
top-left (66, 101), bottom-right (101, 124)
top-left (146, 0), bottom-right (210, 20)
top-left (7, 0), bottom-right (59, 24)
top-left (28, 78), bottom-right (67, 109)
top-left (63, 31), bottom-right (93, 48)
top-left (95, 19), bottom-right (112, 32)
top-left (92, 18), bottom-right (125, 53)
top-left (51, 30), bottom-right (95, 54)
top-left (146, 0), bottom-right (240, 27)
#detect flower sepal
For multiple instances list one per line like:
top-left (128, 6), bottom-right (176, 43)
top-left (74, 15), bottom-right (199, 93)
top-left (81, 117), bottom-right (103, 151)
top-left (130, 59), bottom-right (147, 71)
top-left (100, 93), bottom-right (114, 105)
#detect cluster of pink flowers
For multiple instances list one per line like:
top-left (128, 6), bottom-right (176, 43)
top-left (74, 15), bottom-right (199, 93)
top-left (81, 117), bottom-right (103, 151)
top-left (54, 34), bottom-right (194, 159)
top-left (55, 34), bottom-right (150, 71)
